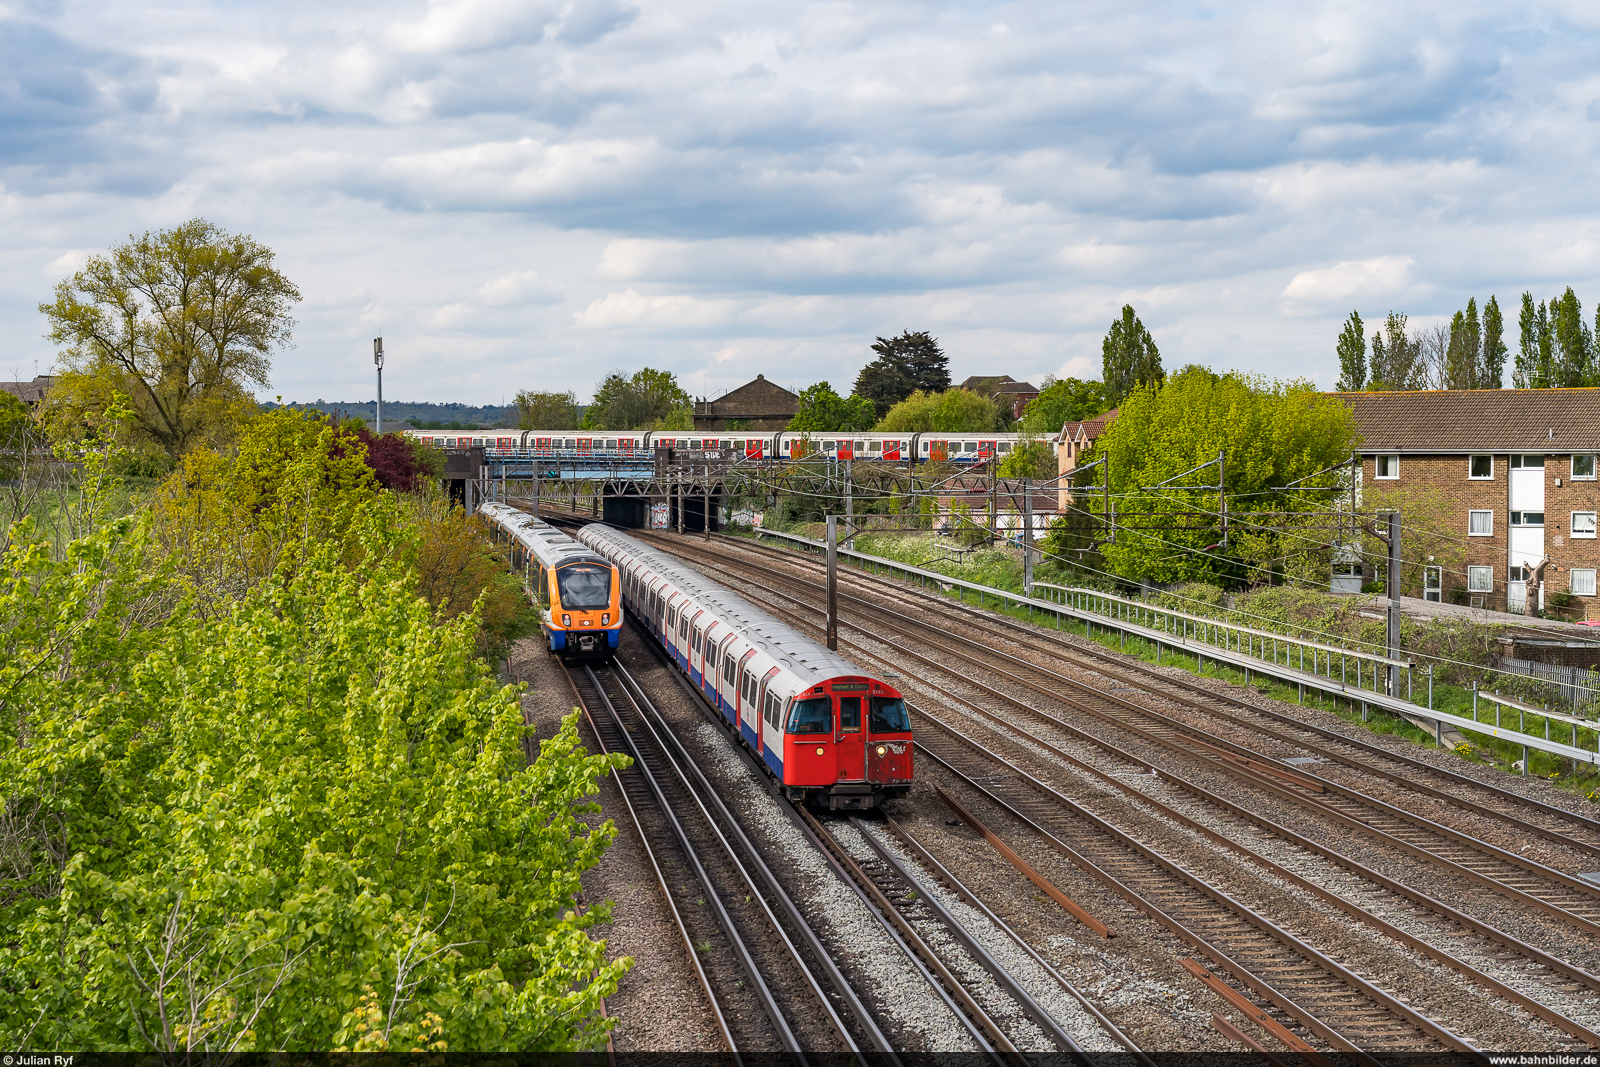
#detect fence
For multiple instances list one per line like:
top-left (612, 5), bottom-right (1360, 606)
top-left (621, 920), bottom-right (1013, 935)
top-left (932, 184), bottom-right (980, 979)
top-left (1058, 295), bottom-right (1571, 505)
top-left (1501, 656), bottom-right (1600, 711)
top-left (747, 526), bottom-right (1600, 771)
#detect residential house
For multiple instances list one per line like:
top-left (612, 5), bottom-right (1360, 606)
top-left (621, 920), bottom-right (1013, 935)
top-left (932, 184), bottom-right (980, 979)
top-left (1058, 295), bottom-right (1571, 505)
top-left (958, 375), bottom-right (1040, 421)
top-left (0, 375), bottom-right (54, 409)
top-left (1053, 408), bottom-right (1119, 511)
top-left (1338, 389), bottom-right (1600, 617)
top-left (693, 375), bottom-right (799, 431)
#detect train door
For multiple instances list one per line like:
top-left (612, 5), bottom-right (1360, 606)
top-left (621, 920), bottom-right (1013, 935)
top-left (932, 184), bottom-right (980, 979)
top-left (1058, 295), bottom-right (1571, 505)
top-left (700, 625), bottom-right (721, 697)
top-left (737, 651), bottom-right (760, 746)
top-left (757, 667), bottom-right (782, 768)
top-left (833, 682), bottom-right (868, 781)
top-left (620, 437), bottom-right (634, 455)
top-left (979, 439), bottom-right (996, 459)
top-left (689, 613), bottom-right (708, 685)
top-left (577, 437), bottom-right (593, 456)
top-left (882, 438), bottom-right (900, 460)
top-left (745, 439), bottom-right (763, 459)
top-left (929, 439), bottom-right (948, 462)
top-left (536, 437), bottom-right (551, 455)
top-left (716, 636), bottom-right (739, 722)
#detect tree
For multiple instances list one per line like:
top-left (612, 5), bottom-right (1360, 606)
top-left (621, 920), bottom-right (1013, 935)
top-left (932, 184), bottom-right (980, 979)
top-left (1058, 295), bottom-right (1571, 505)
top-left (39, 219), bottom-right (300, 459)
top-left (1020, 377), bottom-right (1107, 434)
top-left (1515, 292), bottom-right (1552, 388)
top-left (1083, 366), bottom-right (1360, 587)
top-left (513, 389), bottom-right (580, 430)
top-left (1368, 312), bottom-right (1425, 390)
top-left (1444, 300), bottom-right (1480, 390)
top-left (1481, 295), bottom-right (1507, 388)
top-left (875, 388), bottom-right (1001, 433)
top-left (585, 368), bottom-right (691, 430)
top-left (854, 331), bottom-right (949, 417)
top-left (1552, 287), bottom-right (1593, 386)
top-left (1335, 310), bottom-right (1366, 391)
top-left (786, 382), bottom-right (878, 433)
top-left (1101, 305), bottom-right (1163, 409)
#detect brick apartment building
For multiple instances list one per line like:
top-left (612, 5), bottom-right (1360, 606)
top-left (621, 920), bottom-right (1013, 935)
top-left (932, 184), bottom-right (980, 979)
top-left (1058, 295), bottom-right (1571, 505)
top-left (1340, 389), bottom-right (1600, 617)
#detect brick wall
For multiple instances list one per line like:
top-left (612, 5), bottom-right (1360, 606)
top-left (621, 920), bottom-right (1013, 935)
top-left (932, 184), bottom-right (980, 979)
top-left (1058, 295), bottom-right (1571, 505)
top-left (1360, 451), bottom-right (1600, 618)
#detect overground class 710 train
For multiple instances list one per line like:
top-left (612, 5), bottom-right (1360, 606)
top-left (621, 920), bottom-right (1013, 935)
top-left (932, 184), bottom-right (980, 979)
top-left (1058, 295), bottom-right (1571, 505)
top-left (478, 502), bottom-right (622, 660)
top-left (577, 524), bottom-right (913, 810)
top-left (405, 428), bottom-right (1056, 464)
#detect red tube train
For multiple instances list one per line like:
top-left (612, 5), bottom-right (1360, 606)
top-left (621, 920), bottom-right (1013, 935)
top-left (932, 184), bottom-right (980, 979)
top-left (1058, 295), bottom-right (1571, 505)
top-left (577, 524), bottom-right (912, 810)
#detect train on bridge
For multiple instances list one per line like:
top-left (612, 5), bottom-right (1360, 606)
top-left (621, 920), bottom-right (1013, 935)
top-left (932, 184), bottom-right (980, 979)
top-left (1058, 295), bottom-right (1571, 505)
top-left (404, 427), bottom-right (1056, 464)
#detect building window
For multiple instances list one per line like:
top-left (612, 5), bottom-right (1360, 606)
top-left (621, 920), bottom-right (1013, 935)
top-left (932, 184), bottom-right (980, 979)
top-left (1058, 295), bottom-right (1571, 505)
top-left (1511, 454), bottom-right (1545, 468)
top-left (1468, 510), bottom-right (1494, 536)
top-left (1374, 454), bottom-right (1399, 479)
top-left (1469, 455), bottom-right (1493, 479)
top-left (1468, 566), bottom-right (1494, 592)
top-left (1573, 512), bottom-right (1597, 539)
top-left (1424, 566), bottom-right (1442, 602)
top-left (1574, 570), bottom-right (1599, 596)
top-left (1511, 511), bottom-right (1544, 526)
top-left (1575, 455), bottom-right (1597, 480)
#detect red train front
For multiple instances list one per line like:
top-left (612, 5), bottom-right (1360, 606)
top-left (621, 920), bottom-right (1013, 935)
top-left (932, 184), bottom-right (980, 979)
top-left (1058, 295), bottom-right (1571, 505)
top-left (778, 676), bottom-right (912, 810)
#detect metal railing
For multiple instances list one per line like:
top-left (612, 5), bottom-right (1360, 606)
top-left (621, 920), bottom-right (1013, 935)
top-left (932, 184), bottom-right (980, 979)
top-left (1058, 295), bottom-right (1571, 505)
top-left (746, 526), bottom-right (1600, 771)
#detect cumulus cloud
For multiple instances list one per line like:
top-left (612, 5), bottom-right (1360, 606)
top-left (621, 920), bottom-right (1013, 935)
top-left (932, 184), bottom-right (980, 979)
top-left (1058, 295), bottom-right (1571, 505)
top-left (2, 0), bottom-right (1600, 402)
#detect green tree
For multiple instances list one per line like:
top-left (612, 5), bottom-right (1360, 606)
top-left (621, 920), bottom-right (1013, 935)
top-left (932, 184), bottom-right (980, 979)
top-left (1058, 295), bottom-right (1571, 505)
top-left (1481, 295), bottom-right (1507, 388)
top-left (996, 431), bottom-right (1054, 479)
top-left (585, 368), bottom-right (691, 430)
top-left (1101, 305), bottom-right (1163, 409)
top-left (1335, 310), bottom-right (1366, 391)
top-left (1515, 292), bottom-right (1553, 388)
top-left (853, 331), bottom-right (950, 417)
top-left (1020, 377), bottom-right (1106, 434)
top-left (39, 218), bottom-right (299, 459)
top-left (1444, 300), bottom-right (1480, 390)
top-left (875, 388), bottom-right (1000, 433)
top-left (1368, 312), bottom-right (1425, 390)
top-left (787, 381), bottom-right (878, 432)
top-left (1086, 367), bottom-right (1360, 587)
top-left (0, 433), bottom-right (629, 1052)
top-left (513, 389), bottom-right (580, 429)
top-left (1552, 287), bottom-right (1593, 386)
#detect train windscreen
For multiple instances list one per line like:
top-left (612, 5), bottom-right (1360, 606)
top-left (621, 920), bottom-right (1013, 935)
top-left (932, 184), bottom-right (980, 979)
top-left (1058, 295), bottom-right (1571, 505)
top-left (556, 564), bottom-right (612, 609)
top-left (870, 697), bottom-right (910, 732)
top-left (786, 697), bottom-right (832, 734)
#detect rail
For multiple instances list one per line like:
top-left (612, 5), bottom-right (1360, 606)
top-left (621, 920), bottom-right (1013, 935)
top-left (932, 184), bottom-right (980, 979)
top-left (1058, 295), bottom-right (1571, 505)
top-left (745, 526), bottom-right (1600, 770)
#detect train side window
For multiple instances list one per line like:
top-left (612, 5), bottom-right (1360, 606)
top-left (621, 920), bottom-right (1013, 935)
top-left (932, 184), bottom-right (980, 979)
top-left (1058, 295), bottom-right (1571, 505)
top-left (723, 652), bottom-right (736, 683)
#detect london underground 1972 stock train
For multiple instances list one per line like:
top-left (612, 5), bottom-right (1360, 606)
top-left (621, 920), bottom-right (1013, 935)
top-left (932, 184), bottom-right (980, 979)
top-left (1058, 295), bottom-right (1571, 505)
top-left (404, 427), bottom-right (1054, 464)
top-left (477, 502), bottom-right (622, 661)
top-left (577, 523), bottom-right (913, 810)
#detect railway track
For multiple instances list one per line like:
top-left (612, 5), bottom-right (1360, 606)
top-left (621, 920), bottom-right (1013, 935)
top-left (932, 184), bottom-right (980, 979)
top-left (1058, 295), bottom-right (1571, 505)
top-left (645, 531), bottom-right (1600, 935)
top-left (561, 658), bottom-right (896, 1065)
top-left (620, 527), bottom-right (1600, 1054)
top-left (620, 613), bottom-right (1146, 1066)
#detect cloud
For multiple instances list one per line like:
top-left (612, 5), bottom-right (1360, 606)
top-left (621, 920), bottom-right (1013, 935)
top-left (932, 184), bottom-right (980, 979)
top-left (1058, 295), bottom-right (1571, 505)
top-left (1280, 256), bottom-right (1421, 314)
top-left (3, 0), bottom-right (1600, 402)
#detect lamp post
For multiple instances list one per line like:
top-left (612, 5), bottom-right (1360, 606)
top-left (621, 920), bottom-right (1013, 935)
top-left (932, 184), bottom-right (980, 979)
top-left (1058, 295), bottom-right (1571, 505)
top-left (373, 337), bottom-right (384, 433)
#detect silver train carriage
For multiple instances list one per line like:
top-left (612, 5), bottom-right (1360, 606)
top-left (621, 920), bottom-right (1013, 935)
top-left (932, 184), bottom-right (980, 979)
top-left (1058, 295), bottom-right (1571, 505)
top-left (577, 524), bottom-right (912, 810)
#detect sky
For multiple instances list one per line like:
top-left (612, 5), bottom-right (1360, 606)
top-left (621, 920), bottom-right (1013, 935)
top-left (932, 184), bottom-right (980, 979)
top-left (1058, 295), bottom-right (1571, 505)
top-left (3, 1), bottom-right (1600, 406)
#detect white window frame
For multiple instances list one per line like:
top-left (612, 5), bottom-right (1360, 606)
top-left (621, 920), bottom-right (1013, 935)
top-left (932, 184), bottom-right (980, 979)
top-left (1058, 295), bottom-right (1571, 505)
top-left (1572, 512), bottom-right (1597, 539)
top-left (1423, 565), bottom-right (1442, 602)
top-left (1375, 454), bottom-right (1399, 479)
top-left (1468, 510), bottom-right (1494, 537)
top-left (1573, 569), bottom-right (1598, 597)
top-left (1468, 566), bottom-right (1493, 592)
top-left (1468, 455), bottom-right (1493, 480)
top-left (1574, 455), bottom-right (1597, 480)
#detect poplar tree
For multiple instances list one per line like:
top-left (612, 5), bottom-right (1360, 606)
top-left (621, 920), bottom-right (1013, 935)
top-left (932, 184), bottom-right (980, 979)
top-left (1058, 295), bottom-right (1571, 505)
top-left (1101, 304), bottom-right (1163, 408)
top-left (1515, 292), bottom-right (1551, 388)
top-left (1480, 295), bottom-right (1507, 388)
top-left (1444, 299), bottom-right (1481, 389)
top-left (1368, 312), bottom-right (1424, 390)
top-left (1335, 310), bottom-right (1366, 391)
top-left (1552, 287), bottom-right (1593, 386)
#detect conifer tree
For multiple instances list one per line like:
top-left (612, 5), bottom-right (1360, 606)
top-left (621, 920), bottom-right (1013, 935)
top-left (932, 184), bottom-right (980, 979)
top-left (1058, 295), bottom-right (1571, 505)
top-left (1480, 295), bottom-right (1507, 388)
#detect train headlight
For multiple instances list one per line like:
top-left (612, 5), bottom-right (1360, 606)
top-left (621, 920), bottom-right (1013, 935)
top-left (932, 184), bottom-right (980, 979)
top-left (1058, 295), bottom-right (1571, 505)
top-left (562, 614), bottom-right (571, 626)
top-left (876, 745), bottom-right (886, 756)
top-left (602, 613), bottom-right (610, 625)
top-left (816, 747), bottom-right (825, 756)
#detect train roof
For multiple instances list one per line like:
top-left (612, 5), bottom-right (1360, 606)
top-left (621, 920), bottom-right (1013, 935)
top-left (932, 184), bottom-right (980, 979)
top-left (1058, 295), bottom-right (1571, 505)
top-left (478, 503), bottom-right (613, 570)
top-left (579, 524), bottom-right (864, 687)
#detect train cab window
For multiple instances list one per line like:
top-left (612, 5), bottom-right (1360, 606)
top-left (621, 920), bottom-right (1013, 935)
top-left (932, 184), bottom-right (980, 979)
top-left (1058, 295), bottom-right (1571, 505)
top-left (786, 697), bottom-right (832, 734)
top-left (870, 697), bottom-right (910, 732)
top-left (838, 696), bottom-right (862, 734)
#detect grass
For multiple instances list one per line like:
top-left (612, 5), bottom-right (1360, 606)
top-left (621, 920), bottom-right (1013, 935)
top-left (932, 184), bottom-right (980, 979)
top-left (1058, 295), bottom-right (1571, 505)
top-left (739, 526), bottom-right (1600, 805)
